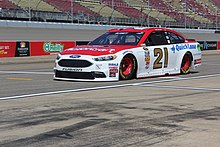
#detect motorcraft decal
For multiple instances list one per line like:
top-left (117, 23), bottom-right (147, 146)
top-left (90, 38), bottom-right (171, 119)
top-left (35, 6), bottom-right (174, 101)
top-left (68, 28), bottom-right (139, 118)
top-left (62, 68), bottom-right (82, 72)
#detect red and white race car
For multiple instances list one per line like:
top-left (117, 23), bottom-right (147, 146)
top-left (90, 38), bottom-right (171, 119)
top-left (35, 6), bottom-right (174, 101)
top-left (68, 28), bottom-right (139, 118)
top-left (54, 27), bottom-right (201, 81)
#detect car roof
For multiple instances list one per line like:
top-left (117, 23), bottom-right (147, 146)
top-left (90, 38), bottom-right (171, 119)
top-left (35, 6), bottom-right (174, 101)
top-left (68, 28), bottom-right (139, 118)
top-left (109, 27), bottom-right (178, 33)
top-left (108, 27), bottom-right (185, 39)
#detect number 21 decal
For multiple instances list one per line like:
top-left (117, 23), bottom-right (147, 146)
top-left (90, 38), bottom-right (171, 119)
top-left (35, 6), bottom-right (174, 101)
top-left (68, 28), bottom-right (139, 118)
top-left (153, 48), bottom-right (168, 69)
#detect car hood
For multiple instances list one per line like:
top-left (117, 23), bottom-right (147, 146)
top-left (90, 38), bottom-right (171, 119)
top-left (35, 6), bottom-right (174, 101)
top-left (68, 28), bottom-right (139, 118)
top-left (60, 45), bottom-right (136, 56)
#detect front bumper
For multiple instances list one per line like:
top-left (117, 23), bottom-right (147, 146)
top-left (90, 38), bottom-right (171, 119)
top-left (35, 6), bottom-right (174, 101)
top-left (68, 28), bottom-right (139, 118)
top-left (53, 55), bottom-right (120, 81)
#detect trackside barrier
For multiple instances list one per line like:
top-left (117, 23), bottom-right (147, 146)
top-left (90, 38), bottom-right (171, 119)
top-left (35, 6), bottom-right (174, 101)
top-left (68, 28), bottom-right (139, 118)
top-left (1, 40), bottom-right (219, 58)
top-left (198, 41), bottom-right (219, 51)
top-left (218, 41), bottom-right (220, 50)
top-left (0, 41), bottom-right (76, 58)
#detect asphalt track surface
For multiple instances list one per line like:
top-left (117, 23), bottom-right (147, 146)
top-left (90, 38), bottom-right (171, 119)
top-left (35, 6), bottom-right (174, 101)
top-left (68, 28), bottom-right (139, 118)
top-left (0, 53), bottom-right (220, 146)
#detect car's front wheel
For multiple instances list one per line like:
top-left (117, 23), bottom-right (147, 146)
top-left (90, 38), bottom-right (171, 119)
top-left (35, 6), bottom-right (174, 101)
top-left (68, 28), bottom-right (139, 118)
top-left (119, 55), bottom-right (136, 80)
top-left (181, 53), bottom-right (191, 74)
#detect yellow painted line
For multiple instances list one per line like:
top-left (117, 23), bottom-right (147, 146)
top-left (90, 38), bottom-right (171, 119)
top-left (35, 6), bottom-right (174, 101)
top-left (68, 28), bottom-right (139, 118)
top-left (7, 78), bottom-right (33, 81)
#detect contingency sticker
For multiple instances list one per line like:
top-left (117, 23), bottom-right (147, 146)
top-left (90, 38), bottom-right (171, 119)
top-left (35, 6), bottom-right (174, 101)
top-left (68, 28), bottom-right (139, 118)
top-left (109, 63), bottom-right (118, 77)
top-left (145, 48), bottom-right (150, 69)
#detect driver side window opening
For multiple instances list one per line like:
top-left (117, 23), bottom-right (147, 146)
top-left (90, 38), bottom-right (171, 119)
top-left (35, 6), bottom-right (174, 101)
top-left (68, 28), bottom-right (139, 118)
top-left (145, 31), bottom-right (168, 46)
top-left (164, 31), bottom-right (185, 44)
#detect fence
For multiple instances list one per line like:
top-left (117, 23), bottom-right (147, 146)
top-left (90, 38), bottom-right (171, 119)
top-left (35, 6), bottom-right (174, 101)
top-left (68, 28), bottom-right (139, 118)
top-left (0, 0), bottom-right (219, 29)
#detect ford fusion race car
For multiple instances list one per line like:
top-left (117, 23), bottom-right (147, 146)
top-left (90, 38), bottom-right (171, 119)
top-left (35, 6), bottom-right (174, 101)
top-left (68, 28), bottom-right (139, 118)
top-left (54, 27), bottom-right (201, 81)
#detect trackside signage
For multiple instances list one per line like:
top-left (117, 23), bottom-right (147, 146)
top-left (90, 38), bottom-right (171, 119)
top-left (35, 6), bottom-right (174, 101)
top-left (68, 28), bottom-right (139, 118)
top-left (30, 41), bottom-right (76, 56)
top-left (0, 42), bottom-right (16, 58)
top-left (44, 42), bottom-right (64, 53)
top-left (0, 41), bottom-right (76, 57)
top-left (198, 41), bottom-right (217, 50)
top-left (15, 41), bottom-right (30, 57)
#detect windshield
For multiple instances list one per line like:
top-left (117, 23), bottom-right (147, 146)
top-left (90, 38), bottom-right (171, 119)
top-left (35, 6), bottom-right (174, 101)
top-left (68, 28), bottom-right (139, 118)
top-left (89, 32), bottom-right (144, 46)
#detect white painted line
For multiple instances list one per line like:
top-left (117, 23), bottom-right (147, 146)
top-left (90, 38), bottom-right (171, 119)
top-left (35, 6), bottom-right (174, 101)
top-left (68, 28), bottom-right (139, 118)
top-left (0, 84), bottom-right (131, 100)
top-left (0, 71), bottom-right (53, 75)
top-left (158, 76), bottom-right (181, 79)
top-left (132, 73), bottom-right (220, 86)
top-left (139, 84), bottom-right (220, 91)
top-left (1, 73), bottom-right (220, 100)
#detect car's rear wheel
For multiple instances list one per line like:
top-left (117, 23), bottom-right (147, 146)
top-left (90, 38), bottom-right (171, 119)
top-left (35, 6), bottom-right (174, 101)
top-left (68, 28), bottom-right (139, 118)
top-left (119, 55), bottom-right (136, 80)
top-left (181, 53), bottom-right (191, 74)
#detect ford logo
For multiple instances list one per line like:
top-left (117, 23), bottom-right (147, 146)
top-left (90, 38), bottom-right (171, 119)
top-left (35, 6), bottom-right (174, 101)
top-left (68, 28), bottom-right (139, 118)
top-left (70, 55), bottom-right (81, 58)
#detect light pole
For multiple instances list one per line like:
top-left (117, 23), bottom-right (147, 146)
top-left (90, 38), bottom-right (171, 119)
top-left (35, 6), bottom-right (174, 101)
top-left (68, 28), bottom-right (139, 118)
top-left (184, 0), bottom-right (187, 28)
top-left (216, 8), bottom-right (218, 30)
top-left (29, 0), bottom-right (31, 21)
top-left (111, 0), bottom-right (114, 23)
top-left (71, 0), bottom-right (74, 23)
top-left (147, 0), bottom-right (149, 27)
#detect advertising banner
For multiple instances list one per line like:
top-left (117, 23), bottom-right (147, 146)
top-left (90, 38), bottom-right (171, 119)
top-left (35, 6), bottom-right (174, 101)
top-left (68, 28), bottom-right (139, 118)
top-left (30, 41), bottom-right (76, 56)
top-left (198, 41), bottom-right (218, 50)
top-left (0, 42), bottom-right (16, 58)
top-left (15, 41), bottom-right (30, 57)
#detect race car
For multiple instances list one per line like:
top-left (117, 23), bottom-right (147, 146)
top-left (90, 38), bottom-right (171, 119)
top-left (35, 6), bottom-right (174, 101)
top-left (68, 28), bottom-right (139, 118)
top-left (54, 27), bottom-right (201, 81)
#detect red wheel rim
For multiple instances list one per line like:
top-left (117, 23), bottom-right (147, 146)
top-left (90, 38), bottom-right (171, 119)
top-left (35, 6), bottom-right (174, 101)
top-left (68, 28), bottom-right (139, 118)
top-left (121, 57), bottom-right (133, 76)
top-left (182, 55), bottom-right (190, 71)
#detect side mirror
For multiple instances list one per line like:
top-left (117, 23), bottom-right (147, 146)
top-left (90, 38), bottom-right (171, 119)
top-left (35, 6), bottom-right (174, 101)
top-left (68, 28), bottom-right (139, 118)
top-left (141, 43), bottom-right (147, 50)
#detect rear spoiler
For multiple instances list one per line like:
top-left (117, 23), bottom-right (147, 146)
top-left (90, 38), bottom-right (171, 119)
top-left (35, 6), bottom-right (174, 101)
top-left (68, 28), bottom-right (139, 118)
top-left (186, 39), bottom-right (196, 42)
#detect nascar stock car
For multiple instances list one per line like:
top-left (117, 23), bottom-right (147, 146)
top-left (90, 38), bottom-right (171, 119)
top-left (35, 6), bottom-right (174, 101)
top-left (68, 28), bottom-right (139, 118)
top-left (54, 27), bottom-right (201, 81)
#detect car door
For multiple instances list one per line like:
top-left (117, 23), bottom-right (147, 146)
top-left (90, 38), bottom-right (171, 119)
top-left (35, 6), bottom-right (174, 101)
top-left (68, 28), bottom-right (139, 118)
top-left (163, 31), bottom-right (186, 73)
top-left (143, 31), bottom-right (170, 76)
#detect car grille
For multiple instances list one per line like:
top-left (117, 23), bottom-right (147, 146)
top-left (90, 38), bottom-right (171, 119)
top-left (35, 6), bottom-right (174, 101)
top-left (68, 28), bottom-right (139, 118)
top-left (58, 59), bottom-right (93, 68)
top-left (55, 71), bottom-right (95, 80)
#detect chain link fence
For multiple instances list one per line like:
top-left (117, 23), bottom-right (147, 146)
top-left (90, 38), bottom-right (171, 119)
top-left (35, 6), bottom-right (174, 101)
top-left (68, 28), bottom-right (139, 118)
top-left (0, 0), bottom-right (219, 29)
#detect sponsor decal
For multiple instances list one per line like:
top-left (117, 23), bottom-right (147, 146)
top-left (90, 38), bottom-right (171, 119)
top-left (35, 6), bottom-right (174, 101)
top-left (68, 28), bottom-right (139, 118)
top-left (69, 48), bottom-right (115, 53)
top-left (145, 48), bottom-right (150, 69)
top-left (197, 44), bottom-right (201, 51)
top-left (109, 63), bottom-right (119, 77)
top-left (15, 41), bottom-right (30, 57)
top-left (198, 41), bottom-right (217, 50)
top-left (109, 67), bottom-right (118, 77)
top-left (69, 55), bottom-right (81, 58)
top-left (109, 63), bottom-right (118, 67)
top-left (44, 42), bottom-right (64, 53)
top-left (171, 44), bottom-right (196, 53)
top-left (62, 68), bottom-right (82, 72)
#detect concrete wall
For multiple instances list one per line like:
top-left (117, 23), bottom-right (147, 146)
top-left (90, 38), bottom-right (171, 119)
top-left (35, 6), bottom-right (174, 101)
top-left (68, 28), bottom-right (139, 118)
top-left (0, 20), bottom-right (219, 41)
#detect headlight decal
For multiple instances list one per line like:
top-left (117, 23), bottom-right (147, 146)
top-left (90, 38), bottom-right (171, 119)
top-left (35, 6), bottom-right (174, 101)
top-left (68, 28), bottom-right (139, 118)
top-left (93, 55), bottom-right (117, 61)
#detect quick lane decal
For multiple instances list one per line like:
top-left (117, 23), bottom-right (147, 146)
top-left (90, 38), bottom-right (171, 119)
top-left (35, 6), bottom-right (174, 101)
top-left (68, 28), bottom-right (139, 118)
top-left (171, 44), bottom-right (196, 53)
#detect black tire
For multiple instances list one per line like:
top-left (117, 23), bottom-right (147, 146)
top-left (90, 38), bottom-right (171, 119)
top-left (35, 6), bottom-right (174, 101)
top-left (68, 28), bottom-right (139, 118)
top-left (119, 55), bottom-right (136, 80)
top-left (181, 53), bottom-right (191, 74)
